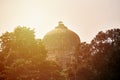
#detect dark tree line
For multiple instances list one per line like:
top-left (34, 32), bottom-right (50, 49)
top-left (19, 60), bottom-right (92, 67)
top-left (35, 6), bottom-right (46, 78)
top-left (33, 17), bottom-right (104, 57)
top-left (90, 29), bottom-right (120, 80)
top-left (69, 28), bottom-right (120, 80)
top-left (0, 26), bottom-right (120, 80)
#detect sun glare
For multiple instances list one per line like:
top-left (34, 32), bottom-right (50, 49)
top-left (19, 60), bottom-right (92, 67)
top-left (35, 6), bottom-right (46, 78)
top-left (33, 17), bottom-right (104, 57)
top-left (12, 0), bottom-right (53, 39)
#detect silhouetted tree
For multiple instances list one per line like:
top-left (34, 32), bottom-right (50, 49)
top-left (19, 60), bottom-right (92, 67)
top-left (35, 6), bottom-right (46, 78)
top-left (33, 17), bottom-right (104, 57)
top-left (90, 28), bottom-right (120, 80)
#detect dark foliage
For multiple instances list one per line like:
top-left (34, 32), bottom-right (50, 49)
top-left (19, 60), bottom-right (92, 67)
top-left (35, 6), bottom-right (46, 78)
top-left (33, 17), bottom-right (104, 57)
top-left (90, 28), bottom-right (120, 80)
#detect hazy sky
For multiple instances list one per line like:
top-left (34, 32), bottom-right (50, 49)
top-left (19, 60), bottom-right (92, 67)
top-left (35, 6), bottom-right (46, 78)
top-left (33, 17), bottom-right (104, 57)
top-left (0, 0), bottom-right (120, 42)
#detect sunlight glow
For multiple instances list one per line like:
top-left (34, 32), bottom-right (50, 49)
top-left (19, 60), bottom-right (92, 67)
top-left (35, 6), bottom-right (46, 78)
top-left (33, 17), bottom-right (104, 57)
top-left (0, 0), bottom-right (120, 42)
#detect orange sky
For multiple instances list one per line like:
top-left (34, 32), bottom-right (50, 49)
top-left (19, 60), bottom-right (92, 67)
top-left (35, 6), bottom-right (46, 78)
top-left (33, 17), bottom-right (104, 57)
top-left (0, 0), bottom-right (120, 42)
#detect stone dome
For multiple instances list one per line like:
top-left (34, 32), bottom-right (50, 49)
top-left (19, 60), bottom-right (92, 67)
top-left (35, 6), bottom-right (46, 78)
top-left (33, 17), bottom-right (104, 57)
top-left (43, 21), bottom-right (80, 50)
top-left (42, 21), bottom-right (80, 67)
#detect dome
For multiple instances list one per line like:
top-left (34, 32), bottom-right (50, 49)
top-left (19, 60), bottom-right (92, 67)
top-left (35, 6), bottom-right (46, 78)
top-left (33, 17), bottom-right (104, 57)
top-left (42, 21), bottom-right (80, 67)
top-left (43, 21), bottom-right (80, 50)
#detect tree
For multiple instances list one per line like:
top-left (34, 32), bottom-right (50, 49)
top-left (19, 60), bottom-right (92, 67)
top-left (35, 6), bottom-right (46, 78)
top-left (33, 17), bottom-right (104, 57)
top-left (0, 26), bottom-right (65, 80)
top-left (0, 32), bottom-right (14, 80)
top-left (67, 42), bottom-right (94, 80)
top-left (90, 28), bottom-right (120, 80)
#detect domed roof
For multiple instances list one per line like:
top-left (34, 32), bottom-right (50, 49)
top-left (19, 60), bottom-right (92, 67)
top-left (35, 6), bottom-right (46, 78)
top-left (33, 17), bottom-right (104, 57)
top-left (43, 21), bottom-right (80, 50)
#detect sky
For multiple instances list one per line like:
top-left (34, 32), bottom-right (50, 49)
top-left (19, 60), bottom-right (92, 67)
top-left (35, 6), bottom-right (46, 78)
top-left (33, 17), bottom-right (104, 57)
top-left (0, 0), bottom-right (120, 43)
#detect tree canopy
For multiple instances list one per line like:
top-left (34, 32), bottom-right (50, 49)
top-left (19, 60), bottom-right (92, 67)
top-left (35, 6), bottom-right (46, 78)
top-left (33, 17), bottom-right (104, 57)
top-left (0, 26), bottom-right (120, 80)
top-left (90, 28), bottom-right (120, 80)
top-left (0, 26), bottom-right (64, 80)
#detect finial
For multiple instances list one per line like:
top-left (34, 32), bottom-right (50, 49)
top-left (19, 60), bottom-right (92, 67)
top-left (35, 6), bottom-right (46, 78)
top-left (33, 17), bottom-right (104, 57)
top-left (55, 21), bottom-right (67, 29)
top-left (58, 21), bottom-right (63, 25)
